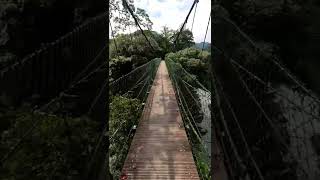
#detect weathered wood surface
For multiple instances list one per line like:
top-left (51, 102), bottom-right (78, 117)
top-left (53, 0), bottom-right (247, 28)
top-left (121, 61), bottom-right (199, 179)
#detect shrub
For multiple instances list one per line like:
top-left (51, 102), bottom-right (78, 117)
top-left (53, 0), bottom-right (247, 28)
top-left (0, 108), bottom-right (100, 180)
top-left (109, 95), bottom-right (141, 179)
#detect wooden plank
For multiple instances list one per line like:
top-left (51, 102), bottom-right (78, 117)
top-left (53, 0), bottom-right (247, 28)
top-left (121, 61), bottom-right (200, 180)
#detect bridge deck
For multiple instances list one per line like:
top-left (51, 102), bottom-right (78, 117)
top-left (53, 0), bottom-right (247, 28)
top-left (121, 61), bottom-right (199, 179)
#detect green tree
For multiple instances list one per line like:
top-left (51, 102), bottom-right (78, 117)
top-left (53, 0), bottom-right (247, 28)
top-left (109, 56), bottom-right (133, 81)
top-left (173, 29), bottom-right (195, 51)
top-left (110, 0), bottom-right (153, 34)
top-left (159, 26), bottom-right (174, 54)
top-left (109, 95), bottom-right (141, 179)
top-left (165, 47), bottom-right (211, 88)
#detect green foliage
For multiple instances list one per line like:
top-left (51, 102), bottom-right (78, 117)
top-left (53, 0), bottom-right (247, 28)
top-left (109, 32), bottom-right (161, 60)
top-left (109, 24), bottom-right (199, 82)
top-left (193, 143), bottom-right (211, 180)
top-left (109, 30), bottom-right (164, 81)
top-left (159, 26), bottom-right (175, 54)
top-left (198, 51), bottom-right (211, 62)
top-left (109, 56), bottom-right (133, 81)
top-left (173, 29), bottom-right (195, 51)
top-left (165, 47), bottom-right (211, 88)
top-left (185, 58), bottom-right (206, 75)
top-left (135, 8), bottom-right (153, 30)
top-left (110, 0), bottom-right (153, 33)
top-left (109, 95), bottom-right (142, 179)
top-left (0, 108), bottom-right (100, 180)
top-left (166, 58), bottom-right (211, 180)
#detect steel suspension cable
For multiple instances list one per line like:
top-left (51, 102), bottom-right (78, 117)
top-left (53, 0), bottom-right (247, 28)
top-left (110, 60), bottom-right (160, 142)
top-left (213, 44), bottom-right (320, 120)
top-left (72, 44), bottom-right (107, 83)
top-left (171, 75), bottom-right (202, 142)
top-left (211, 68), bottom-right (246, 173)
top-left (1, 60), bottom-right (108, 164)
top-left (215, 72), bottom-right (265, 180)
top-left (191, 1), bottom-right (198, 32)
top-left (202, 11), bottom-right (211, 51)
top-left (227, 54), bottom-right (310, 178)
top-left (173, 0), bottom-right (198, 49)
top-left (121, 0), bottom-right (155, 51)
top-left (167, 58), bottom-right (209, 91)
top-left (110, 59), bottom-right (157, 85)
top-left (214, 16), bottom-right (320, 103)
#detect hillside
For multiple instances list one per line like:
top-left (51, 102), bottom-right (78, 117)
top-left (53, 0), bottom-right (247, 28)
top-left (194, 42), bottom-right (210, 50)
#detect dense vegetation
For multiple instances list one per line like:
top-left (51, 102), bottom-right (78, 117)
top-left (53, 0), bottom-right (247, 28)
top-left (109, 28), bottom-right (196, 81)
top-left (108, 1), bottom-right (213, 178)
top-left (0, 0), bottom-right (211, 179)
top-left (109, 95), bottom-right (141, 179)
top-left (0, 2), bottom-right (106, 179)
top-left (0, 107), bottom-right (100, 179)
top-left (166, 47), bottom-right (211, 89)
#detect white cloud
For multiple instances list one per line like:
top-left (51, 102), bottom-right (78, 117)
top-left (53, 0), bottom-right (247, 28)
top-left (110, 0), bottom-right (211, 43)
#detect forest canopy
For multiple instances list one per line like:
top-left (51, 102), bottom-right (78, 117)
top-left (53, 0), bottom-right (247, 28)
top-left (109, 27), bottom-right (197, 81)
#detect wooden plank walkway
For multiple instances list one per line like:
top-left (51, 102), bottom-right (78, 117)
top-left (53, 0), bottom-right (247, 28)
top-left (121, 61), bottom-right (200, 179)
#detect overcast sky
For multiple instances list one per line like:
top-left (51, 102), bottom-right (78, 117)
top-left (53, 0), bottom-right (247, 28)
top-left (110, 0), bottom-right (211, 43)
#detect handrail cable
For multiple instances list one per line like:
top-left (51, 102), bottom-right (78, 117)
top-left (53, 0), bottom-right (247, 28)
top-left (171, 75), bottom-right (202, 143)
top-left (167, 58), bottom-right (209, 91)
top-left (226, 52), bottom-right (310, 178)
top-left (212, 45), bottom-right (320, 120)
top-left (1, 61), bottom-right (107, 164)
top-left (72, 44), bottom-right (107, 83)
top-left (211, 67), bottom-right (247, 175)
top-left (215, 72), bottom-right (265, 180)
top-left (213, 15), bottom-right (320, 103)
top-left (109, 58), bottom-right (158, 85)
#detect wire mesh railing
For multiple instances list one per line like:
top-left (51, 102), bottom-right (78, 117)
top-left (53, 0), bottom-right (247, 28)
top-left (0, 57), bottom-right (108, 180)
top-left (0, 12), bottom-right (109, 178)
top-left (0, 12), bottom-right (107, 107)
top-left (212, 13), bottom-right (320, 180)
top-left (165, 58), bottom-right (211, 180)
top-left (109, 58), bottom-right (161, 179)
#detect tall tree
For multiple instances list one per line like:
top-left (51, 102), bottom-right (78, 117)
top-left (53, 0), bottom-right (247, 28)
top-left (159, 26), bottom-right (174, 54)
top-left (109, 0), bottom-right (153, 34)
top-left (173, 29), bottom-right (195, 51)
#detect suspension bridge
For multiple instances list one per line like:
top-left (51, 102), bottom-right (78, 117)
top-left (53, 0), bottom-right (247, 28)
top-left (1, 1), bottom-right (320, 180)
top-left (121, 61), bottom-right (199, 179)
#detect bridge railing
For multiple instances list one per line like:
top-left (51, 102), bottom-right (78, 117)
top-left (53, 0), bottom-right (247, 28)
top-left (166, 58), bottom-right (211, 180)
top-left (0, 56), bottom-right (108, 180)
top-left (212, 13), bottom-right (320, 180)
top-left (0, 11), bottom-right (108, 179)
top-left (0, 12), bottom-right (107, 107)
top-left (109, 58), bottom-right (160, 100)
top-left (109, 58), bottom-right (161, 179)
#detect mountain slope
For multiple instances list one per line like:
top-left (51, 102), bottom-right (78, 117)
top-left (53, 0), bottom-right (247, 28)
top-left (194, 42), bottom-right (210, 50)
